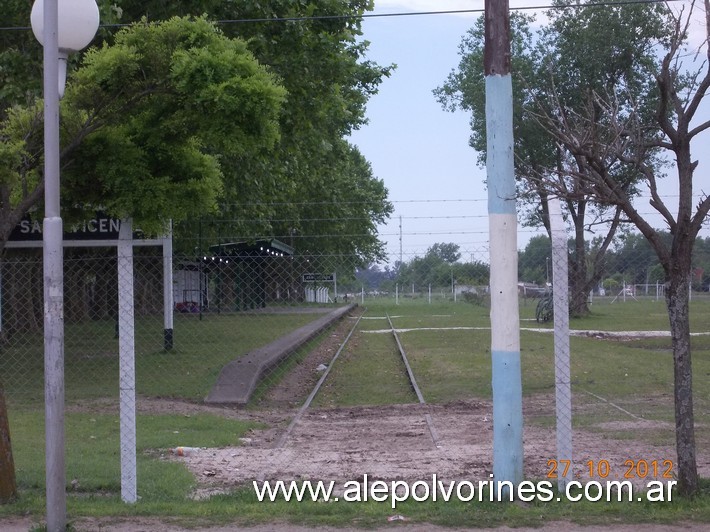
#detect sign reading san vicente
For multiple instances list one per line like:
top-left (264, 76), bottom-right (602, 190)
top-left (9, 214), bottom-right (130, 242)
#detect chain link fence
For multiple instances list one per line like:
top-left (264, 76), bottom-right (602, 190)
top-left (1, 223), bottom-right (708, 502)
top-left (0, 246), bottom-right (362, 404)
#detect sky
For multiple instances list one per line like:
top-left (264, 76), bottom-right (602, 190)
top-left (348, 0), bottom-right (709, 265)
top-left (349, 0), bottom-right (495, 263)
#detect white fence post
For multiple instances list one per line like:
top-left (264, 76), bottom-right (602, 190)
top-left (549, 198), bottom-right (573, 490)
top-left (118, 218), bottom-right (137, 503)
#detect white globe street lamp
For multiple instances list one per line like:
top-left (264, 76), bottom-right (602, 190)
top-left (31, 0), bottom-right (100, 97)
top-left (30, 2), bottom-right (99, 531)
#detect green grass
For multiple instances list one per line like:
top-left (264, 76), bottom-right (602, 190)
top-left (334, 298), bottom-right (710, 407)
top-left (402, 329), bottom-right (492, 403)
top-left (1, 311), bottom-right (328, 406)
top-left (2, 297), bottom-right (710, 528)
top-left (522, 296), bottom-right (710, 333)
top-left (314, 329), bottom-right (417, 407)
top-left (314, 299), bottom-right (710, 486)
top-left (4, 480), bottom-right (710, 529)
top-left (4, 410), bottom-right (260, 504)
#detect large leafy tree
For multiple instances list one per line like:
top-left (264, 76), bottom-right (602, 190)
top-left (435, 2), bottom-right (671, 316)
top-left (109, 0), bottom-right (394, 263)
top-left (0, 16), bottom-right (285, 247)
top-left (0, 1), bottom-right (123, 114)
top-left (0, 1), bottom-right (393, 260)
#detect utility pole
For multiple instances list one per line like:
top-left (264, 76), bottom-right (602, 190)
top-left (484, 0), bottom-right (523, 490)
top-left (398, 215), bottom-right (403, 267)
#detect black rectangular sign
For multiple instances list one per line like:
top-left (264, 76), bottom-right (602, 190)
top-left (302, 273), bottom-right (335, 282)
top-left (7, 214), bottom-right (148, 242)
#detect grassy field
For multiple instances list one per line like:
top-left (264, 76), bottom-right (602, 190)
top-left (330, 297), bottom-right (710, 403)
top-left (361, 296), bottom-right (710, 432)
top-left (2, 296), bottom-right (710, 528)
top-left (1, 310), bottom-right (328, 406)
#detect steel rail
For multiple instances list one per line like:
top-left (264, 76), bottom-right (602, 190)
top-left (272, 310), bottom-right (364, 449)
top-left (386, 314), bottom-right (441, 448)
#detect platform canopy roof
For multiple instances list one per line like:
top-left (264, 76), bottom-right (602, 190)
top-left (207, 239), bottom-right (294, 259)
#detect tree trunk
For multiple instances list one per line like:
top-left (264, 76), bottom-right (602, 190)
top-left (569, 274), bottom-right (590, 317)
top-left (567, 199), bottom-right (591, 317)
top-left (665, 271), bottom-right (698, 496)
top-left (0, 383), bottom-right (16, 503)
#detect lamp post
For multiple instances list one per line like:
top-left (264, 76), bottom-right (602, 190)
top-left (30, 2), bottom-right (99, 531)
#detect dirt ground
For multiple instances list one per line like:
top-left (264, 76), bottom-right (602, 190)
top-left (2, 517), bottom-right (705, 532)
top-left (168, 398), bottom-right (704, 495)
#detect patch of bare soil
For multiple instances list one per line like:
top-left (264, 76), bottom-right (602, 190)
top-left (59, 395), bottom-right (709, 530)
top-left (104, 308), bottom-right (707, 496)
top-left (32, 395), bottom-right (710, 532)
top-left (160, 397), bottom-right (708, 498)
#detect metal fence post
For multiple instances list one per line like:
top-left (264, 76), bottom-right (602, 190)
top-left (549, 197), bottom-right (573, 490)
top-left (118, 218), bottom-right (137, 503)
top-left (163, 221), bottom-right (174, 350)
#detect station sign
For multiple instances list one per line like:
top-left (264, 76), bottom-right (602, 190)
top-left (302, 273), bottom-right (335, 282)
top-left (9, 214), bottom-right (122, 241)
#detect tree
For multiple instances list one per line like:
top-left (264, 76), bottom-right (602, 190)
top-left (0, 1), bottom-right (393, 260)
top-left (606, 231), bottom-right (662, 286)
top-left (354, 263), bottom-right (394, 291)
top-left (438, 0), bottom-right (708, 495)
top-left (396, 243), bottom-right (489, 291)
top-left (427, 243), bottom-right (461, 264)
top-left (0, 16), bottom-right (285, 247)
top-left (109, 1), bottom-right (394, 262)
top-left (0, 1), bottom-right (41, 114)
top-left (519, 235), bottom-right (551, 285)
top-left (0, 381), bottom-right (15, 502)
top-left (530, 0), bottom-right (710, 495)
top-left (456, 260), bottom-right (490, 286)
top-left (435, 2), bottom-right (672, 316)
top-left (692, 236), bottom-right (710, 290)
top-left (0, 2), bottom-right (129, 124)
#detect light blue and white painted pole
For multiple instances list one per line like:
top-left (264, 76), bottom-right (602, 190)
top-left (485, 0), bottom-right (523, 489)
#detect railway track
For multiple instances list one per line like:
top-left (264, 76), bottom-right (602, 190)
top-left (272, 309), bottom-right (441, 449)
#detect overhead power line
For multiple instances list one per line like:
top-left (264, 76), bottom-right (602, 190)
top-left (207, 0), bottom-right (682, 25)
top-left (0, 0), bottom-right (687, 32)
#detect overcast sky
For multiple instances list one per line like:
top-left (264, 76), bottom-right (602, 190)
top-left (349, 0), bottom-right (495, 263)
top-left (348, 0), bottom-right (709, 265)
